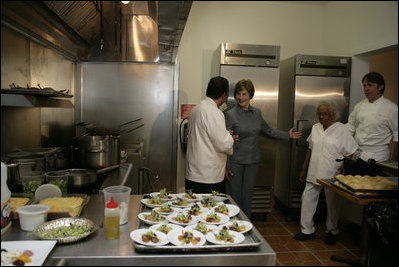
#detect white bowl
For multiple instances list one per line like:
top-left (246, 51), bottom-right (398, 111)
top-left (17, 204), bottom-right (49, 231)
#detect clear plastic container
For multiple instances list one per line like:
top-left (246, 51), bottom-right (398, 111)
top-left (17, 204), bottom-right (49, 231)
top-left (103, 186), bottom-right (131, 225)
top-left (46, 171), bottom-right (69, 195)
top-left (20, 171), bottom-right (46, 198)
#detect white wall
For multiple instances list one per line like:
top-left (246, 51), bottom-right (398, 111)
top-left (175, 1), bottom-right (398, 193)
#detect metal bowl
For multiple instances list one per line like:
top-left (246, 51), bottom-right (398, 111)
top-left (32, 217), bottom-right (98, 244)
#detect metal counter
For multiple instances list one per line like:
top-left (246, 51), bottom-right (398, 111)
top-left (2, 195), bottom-right (276, 266)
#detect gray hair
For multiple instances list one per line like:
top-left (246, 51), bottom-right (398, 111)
top-left (317, 101), bottom-right (336, 115)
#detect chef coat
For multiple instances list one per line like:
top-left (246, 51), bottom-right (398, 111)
top-left (225, 104), bottom-right (289, 165)
top-left (346, 96), bottom-right (398, 162)
top-left (306, 122), bottom-right (358, 184)
top-left (186, 97), bottom-right (234, 184)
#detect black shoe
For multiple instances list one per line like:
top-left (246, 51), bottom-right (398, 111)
top-left (294, 232), bottom-right (316, 241)
top-left (325, 231), bottom-right (337, 245)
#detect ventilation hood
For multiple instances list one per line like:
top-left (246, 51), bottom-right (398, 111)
top-left (1, 1), bottom-right (192, 63)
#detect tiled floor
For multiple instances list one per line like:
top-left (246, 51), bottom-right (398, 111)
top-left (252, 209), bottom-right (362, 266)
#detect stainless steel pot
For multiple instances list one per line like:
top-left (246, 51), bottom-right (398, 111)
top-left (75, 135), bottom-right (120, 169)
top-left (3, 152), bottom-right (46, 189)
top-left (21, 147), bottom-right (57, 171)
top-left (67, 168), bottom-right (97, 188)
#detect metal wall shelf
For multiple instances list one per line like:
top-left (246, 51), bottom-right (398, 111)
top-left (1, 91), bottom-right (74, 108)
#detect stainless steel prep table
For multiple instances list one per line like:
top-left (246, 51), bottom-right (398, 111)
top-left (2, 195), bottom-right (276, 266)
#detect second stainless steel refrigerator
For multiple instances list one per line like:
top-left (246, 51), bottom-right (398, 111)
top-left (274, 54), bottom-right (351, 216)
top-left (219, 42), bottom-right (280, 214)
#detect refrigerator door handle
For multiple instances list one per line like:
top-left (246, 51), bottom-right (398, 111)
top-left (296, 119), bottom-right (309, 146)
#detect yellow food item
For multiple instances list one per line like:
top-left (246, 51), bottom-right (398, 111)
top-left (39, 197), bottom-right (84, 217)
top-left (16, 254), bottom-right (32, 264)
top-left (336, 175), bottom-right (398, 190)
top-left (10, 197), bottom-right (30, 213)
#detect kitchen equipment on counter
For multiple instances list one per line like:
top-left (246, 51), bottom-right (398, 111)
top-left (20, 171), bottom-right (46, 198)
top-left (17, 204), bottom-right (49, 231)
top-left (2, 152), bottom-right (46, 190)
top-left (46, 171), bottom-right (69, 195)
top-left (103, 186), bottom-right (131, 225)
top-left (1, 162), bottom-right (12, 235)
top-left (75, 135), bottom-right (119, 169)
top-left (19, 147), bottom-right (57, 172)
top-left (67, 168), bottom-right (97, 189)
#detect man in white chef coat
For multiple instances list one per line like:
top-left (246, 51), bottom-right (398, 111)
top-left (346, 72), bottom-right (398, 163)
top-left (185, 76), bottom-right (237, 194)
top-left (294, 102), bottom-right (358, 245)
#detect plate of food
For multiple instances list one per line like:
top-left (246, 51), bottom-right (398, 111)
top-left (0, 240), bottom-right (56, 266)
top-left (205, 228), bottom-right (245, 245)
top-left (149, 223), bottom-right (184, 235)
top-left (219, 219), bottom-right (253, 234)
top-left (212, 204), bottom-right (240, 217)
top-left (130, 229), bottom-right (169, 246)
top-left (153, 204), bottom-right (182, 215)
top-left (167, 199), bottom-right (193, 208)
top-left (201, 191), bottom-right (228, 202)
top-left (198, 198), bottom-right (222, 208)
top-left (149, 188), bottom-right (177, 202)
top-left (167, 229), bottom-right (206, 247)
top-left (185, 221), bottom-right (220, 235)
top-left (138, 210), bottom-right (167, 225)
top-left (183, 203), bottom-right (209, 217)
top-left (141, 196), bottom-right (164, 208)
top-left (167, 212), bottom-right (198, 226)
top-left (177, 189), bottom-right (202, 202)
top-left (198, 211), bottom-right (229, 225)
top-left (32, 217), bottom-right (98, 244)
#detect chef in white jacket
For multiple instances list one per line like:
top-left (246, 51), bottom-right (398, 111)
top-left (185, 76), bottom-right (237, 194)
top-left (294, 102), bottom-right (358, 245)
top-left (347, 72), bottom-right (398, 162)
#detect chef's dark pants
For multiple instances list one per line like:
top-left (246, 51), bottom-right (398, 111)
top-left (185, 178), bottom-right (225, 194)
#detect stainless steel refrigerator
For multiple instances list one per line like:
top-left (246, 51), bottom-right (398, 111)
top-left (219, 42), bottom-right (280, 213)
top-left (274, 54), bottom-right (351, 215)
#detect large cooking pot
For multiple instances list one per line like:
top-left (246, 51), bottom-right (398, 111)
top-left (75, 135), bottom-right (120, 169)
top-left (20, 147), bottom-right (57, 171)
top-left (67, 168), bottom-right (97, 188)
top-left (2, 152), bottom-right (46, 189)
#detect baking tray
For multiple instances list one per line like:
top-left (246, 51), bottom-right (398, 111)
top-left (33, 194), bottom-right (90, 219)
top-left (330, 179), bottom-right (397, 199)
top-left (133, 195), bottom-right (263, 253)
top-left (334, 176), bottom-right (398, 193)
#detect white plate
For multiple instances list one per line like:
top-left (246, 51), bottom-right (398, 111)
top-left (140, 198), bottom-right (164, 208)
top-left (205, 230), bottom-right (245, 245)
top-left (182, 206), bottom-right (210, 217)
top-left (138, 212), bottom-right (167, 225)
top-left (130, 229), bottom-right (169, 246)
top-left (0, 240), bottom-right (56, 266)
top-left (167, 229), bottom-right (206, 247)
top-left (212, 204), bottom-right (240, 217)
top-left (219, 220), bottom-right (253, 234)
top-left (185, 223), bottom-right (220, 235)
top-left (166, 200), bottom-right (194, 208)
top-left (200, 193), bottom-right (228, 202)
top-left (197, 200), bottom-right (224, 209)
top-left (153, 206), bottom-right (182, 216)
top-left (166, 212), bottom-right (198, 226)
top-left (198, 211), bottom-right (229, 225)
top-left (149, 192), bottom-right (177, 202)
top-left (176, 193), bottom-right (202, 202)
top-left (149, 223), bottom-right (184, 235)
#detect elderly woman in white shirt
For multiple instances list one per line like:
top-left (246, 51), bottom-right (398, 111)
top-left (347, 72), bottom-right (398, 163)
top-left (294, 102), bottom-right (358, 245)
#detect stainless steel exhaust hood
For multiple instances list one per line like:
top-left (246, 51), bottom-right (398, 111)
top-left (1, 1), bottom-right (192, 63)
